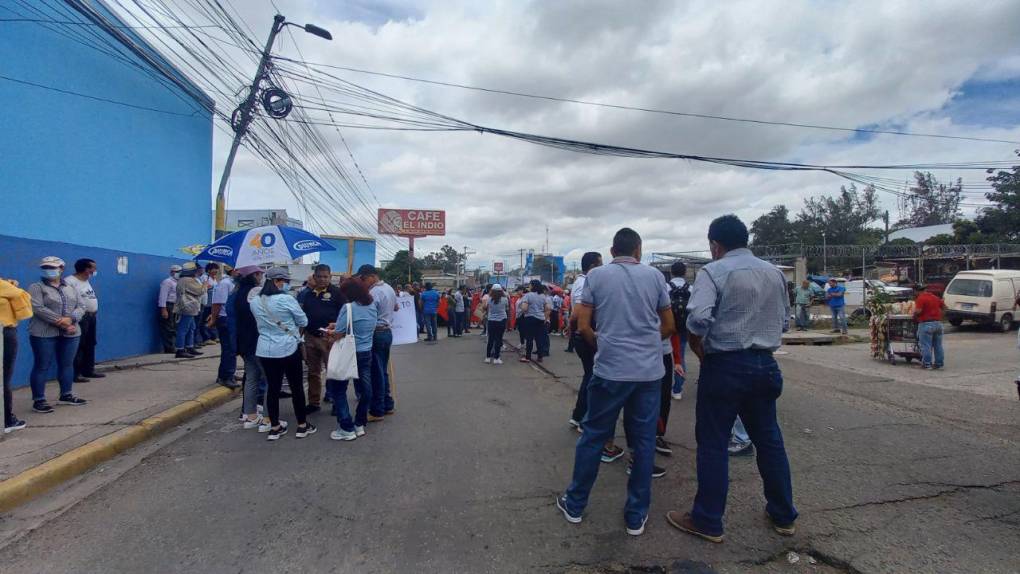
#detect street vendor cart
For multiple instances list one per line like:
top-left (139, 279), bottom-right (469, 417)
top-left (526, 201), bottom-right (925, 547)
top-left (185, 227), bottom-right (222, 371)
top-left (883, 314), bottom-right (921, 365)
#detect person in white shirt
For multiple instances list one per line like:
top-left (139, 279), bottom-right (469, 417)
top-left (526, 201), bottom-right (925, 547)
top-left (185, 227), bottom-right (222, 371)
top-left (66, 258), bottom-right (104, 382)
top-left (158, 265), bottom-right (182, 353)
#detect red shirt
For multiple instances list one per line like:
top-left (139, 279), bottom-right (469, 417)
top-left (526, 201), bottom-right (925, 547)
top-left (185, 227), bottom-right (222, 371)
top-left (914, 292), bottom-right (943, 322)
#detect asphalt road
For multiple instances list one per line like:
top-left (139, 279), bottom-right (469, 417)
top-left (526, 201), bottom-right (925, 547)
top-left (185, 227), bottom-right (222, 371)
top-left (3, 332), bottom-right (1019, 573)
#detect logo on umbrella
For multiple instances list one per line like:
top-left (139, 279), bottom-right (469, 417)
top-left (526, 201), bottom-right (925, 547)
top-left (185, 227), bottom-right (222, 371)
top-left (248, 233), bottom-right (276, 248)
top-left (293, 240), bottom-right (322, 251)
top-left (208, 246), bottom-right (233, 257)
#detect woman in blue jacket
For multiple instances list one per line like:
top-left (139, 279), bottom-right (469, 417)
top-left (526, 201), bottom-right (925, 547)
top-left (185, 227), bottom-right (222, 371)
top-left (328, 277), bottom-right (377, 441)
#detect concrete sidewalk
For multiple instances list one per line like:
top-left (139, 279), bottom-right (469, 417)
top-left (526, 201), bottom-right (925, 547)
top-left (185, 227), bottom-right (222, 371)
top-left (1, 346), bottom-right (234, 483)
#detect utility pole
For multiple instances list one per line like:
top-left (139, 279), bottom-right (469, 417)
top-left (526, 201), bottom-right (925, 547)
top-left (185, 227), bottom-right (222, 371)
top-left (458, 245), bottom-right (475, 288)
top-left (212, 14), bottom-right (332, 239)
top-left (519, 248), bottom-right (526, 286)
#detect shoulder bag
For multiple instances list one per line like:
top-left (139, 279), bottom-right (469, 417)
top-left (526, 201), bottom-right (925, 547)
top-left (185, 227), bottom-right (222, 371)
top-left (327, 303), bottom-right (360, 381)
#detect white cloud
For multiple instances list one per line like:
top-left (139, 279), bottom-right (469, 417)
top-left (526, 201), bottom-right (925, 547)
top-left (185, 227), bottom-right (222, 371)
top-left (118, 0), bottom-right (1020, 267)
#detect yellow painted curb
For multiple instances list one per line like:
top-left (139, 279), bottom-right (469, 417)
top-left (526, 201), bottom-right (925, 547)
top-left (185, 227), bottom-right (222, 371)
top-left (0, 387), bottom-right (238, 513)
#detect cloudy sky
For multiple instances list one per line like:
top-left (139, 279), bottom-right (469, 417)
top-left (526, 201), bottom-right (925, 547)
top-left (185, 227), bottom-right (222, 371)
top-left (120, 0), bottom-right (1020, 268)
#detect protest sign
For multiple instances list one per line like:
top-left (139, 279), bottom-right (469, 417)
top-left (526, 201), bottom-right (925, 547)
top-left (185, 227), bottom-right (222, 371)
top-left (392, 294), bottom-right (419, 345)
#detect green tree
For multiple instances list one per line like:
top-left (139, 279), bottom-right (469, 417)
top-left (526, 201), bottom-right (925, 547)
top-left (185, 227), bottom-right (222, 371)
top-left (897, 171), bottom-right (962, 227)
top-left (419, 244), bottom-right (464, 273)
top-left (381, 250), bottom-right (422, 285)
top-left (750, 205), bottom-right (798, 246)
top-left (796, 183), bottom-right (881, 245)
top-left (977, 152), bottom-right (1020, 241)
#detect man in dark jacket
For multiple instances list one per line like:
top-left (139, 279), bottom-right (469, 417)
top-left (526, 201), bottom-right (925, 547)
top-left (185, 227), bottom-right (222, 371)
top-left (297, 265), bottom-right (347, 413)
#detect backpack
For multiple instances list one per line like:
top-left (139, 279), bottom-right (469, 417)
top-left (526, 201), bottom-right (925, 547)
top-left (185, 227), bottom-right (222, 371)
top-left (669, 280), bottom-right (692, 332)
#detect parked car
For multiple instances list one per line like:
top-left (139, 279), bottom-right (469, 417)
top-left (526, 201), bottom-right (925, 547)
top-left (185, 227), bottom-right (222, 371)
top-left (944, 270), bottom-right (1020, 332)
top-left (843, 279), bottom-right (913, 306)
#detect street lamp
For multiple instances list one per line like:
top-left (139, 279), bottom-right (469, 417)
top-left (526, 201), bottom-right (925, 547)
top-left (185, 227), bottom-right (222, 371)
top-left (213, 15), bottom-right (332, 239)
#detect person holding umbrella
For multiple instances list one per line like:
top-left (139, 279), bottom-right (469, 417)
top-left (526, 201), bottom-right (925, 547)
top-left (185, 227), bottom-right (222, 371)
top-left (251, 267), bottom-right (315, 441)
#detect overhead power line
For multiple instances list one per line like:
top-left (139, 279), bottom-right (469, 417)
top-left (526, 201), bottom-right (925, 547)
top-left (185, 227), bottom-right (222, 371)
top-left (0, 17), bottom-right (223, 29)
top-left (273, 57), bottom-right (1020, 146)
top-left (0, 73), bottom-right (203, 116)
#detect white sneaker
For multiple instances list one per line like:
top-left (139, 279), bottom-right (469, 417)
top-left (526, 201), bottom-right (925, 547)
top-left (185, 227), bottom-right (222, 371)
top-left (493, 359), bottom-right (503, 365)
top-left (354, 425), bottom-right (366, 437)
top-left (484, 358), bottom-right (492, 364)
top-left (626, 515), bottom-right (649, 536)
top-left (257, 421), bottom-right (272, 433)
top-left (331, 428), bottom-right (357, 441)
top-left (671, 391), bottom-right (683, 401)
top-left (243, 414), bottom-right (264, 429)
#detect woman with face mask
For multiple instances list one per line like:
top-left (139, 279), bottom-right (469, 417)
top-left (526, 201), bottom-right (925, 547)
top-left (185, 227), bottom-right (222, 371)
top-left (250, 267), bottom-right (314, 441)
top-left (27, 256), bottom-right (88, 413)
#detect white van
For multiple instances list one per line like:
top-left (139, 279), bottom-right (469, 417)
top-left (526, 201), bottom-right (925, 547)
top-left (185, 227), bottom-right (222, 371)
top-left (944, 270), bottom-right (1020, 332)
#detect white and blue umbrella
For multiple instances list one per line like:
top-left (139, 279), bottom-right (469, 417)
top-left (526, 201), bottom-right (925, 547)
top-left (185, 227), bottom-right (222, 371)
top-left (194, 225), bottom-right (335, 267)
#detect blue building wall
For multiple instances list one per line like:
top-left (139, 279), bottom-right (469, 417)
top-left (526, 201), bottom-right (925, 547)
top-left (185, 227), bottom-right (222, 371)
top-left (0, 0), bottom-right (214, 258)
top-left (1, 234), bottom-right (186, 388)
top-left (0, 2), bottom-right (214, 386)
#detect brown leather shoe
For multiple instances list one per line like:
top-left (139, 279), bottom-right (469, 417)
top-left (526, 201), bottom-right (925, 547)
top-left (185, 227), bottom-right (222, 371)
top-left (665, 511), bottom-right (723, 543)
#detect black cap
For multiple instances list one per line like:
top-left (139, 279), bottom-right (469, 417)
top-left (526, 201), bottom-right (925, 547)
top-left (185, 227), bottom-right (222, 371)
top-left (356, 264), bottom-right (379, 277)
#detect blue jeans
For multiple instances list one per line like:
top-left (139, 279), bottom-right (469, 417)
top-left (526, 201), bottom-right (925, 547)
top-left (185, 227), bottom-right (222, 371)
top-left (672, 330), bottom-right (688, 394)
top-left (241, 353), bottom-right (266, 416)
top-left (564, 376), bottom-right (660, 528)
top-left (30, 335), bottom-right (80, 401)
top-left (795, 304), bottom-right (810, 329)
top-left (216, 316), bottom-right (236, 381)
top-left (328, 350), bottom-right (372, 431)
top-left (830, 306), bottom-right (847, 332)
top-left (370, 329), bottom-right (394, 416)
top-left (175, 314), bottom-right (197, 350)
top-left (424, 312), bottom-right (438, 341)
top-left (917, 321), bottom-right (944, 368)
top-left (691, 350), bottom-right (797, 536)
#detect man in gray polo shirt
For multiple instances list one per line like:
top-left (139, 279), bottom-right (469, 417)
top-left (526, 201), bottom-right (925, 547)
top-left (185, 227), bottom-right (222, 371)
top-left (556, 228), bottom-right (675, 536)
top-left (666, 214), bottom-right (797, 544)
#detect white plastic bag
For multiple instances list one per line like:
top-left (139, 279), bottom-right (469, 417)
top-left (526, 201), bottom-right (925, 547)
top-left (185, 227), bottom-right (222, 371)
top-left (327, 303), bottom-right (359, 381)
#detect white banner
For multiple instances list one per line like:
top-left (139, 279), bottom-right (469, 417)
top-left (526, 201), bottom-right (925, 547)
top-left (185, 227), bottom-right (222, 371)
top-left (392, 294), bottom-right (419, 345)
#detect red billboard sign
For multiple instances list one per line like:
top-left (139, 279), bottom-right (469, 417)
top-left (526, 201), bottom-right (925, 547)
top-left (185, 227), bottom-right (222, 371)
top-left (377, 209), bottom-right (446, 237)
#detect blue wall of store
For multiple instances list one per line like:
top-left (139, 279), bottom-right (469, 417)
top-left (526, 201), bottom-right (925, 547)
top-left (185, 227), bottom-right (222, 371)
top-left (1, 235), bottom-right (187, 389)
top-left (0, 0), bottom-right (214, 257)
top-left (0, 2), bottom-right (214, 387)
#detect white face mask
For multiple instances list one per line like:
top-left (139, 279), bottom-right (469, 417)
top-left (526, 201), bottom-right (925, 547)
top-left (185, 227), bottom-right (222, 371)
top-left (172, 272), bottom-right (180, 279)
top-left (91, 270), bottom-right (98, 278)
top-left (41, 268), bottom-right (60, 279)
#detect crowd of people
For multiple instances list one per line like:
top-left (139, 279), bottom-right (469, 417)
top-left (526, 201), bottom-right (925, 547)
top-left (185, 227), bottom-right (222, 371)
top-left (197, 262), bottom-right (399, 442)
top-left (8, 213), bottom-right (1007, 546)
